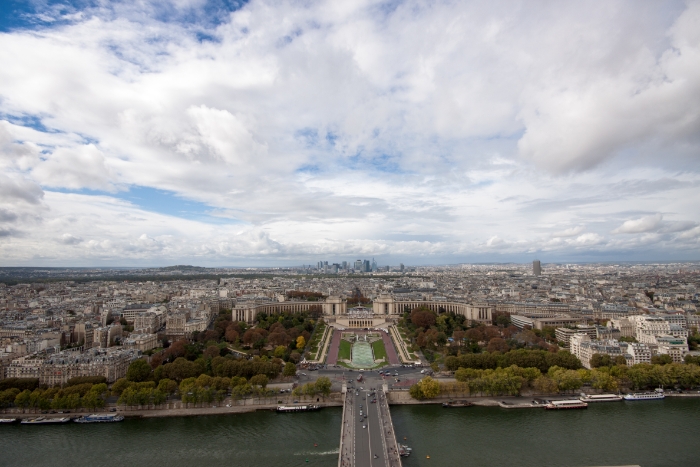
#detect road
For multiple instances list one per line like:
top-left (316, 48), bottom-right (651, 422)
top-left (339, 372), bottom-right (405, 467)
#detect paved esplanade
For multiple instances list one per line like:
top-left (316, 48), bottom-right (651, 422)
top-left (338, 384), bottom-right (402, 467)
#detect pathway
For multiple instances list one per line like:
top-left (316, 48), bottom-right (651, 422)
top-left (327, 330), bottom-right (342, 365)
top-left (380, 330), bottom-right (400, 365)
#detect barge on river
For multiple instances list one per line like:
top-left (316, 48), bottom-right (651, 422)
top-left (75, 414), bottom-right (124, 423)
top-left (624, 390), bottom-right (665, 401)
top-left (499, 400), bottom-right (545, 409)
top-left (579, 393), bottom-right (623, 402)
top-left (20, 417), bottom-right (72, 424)
top-left (276, 405), bottom-right (321, 413)
top-left (442, 400), bottom-right (474, 408)
top-left (545, 400), bottom-right (588, 410)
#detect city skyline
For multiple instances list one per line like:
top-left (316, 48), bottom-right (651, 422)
top-left (1, 0), bottom-right (700, 267)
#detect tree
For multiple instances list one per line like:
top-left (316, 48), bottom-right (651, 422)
top-left (14, 389), bottom-right (32, 409)
top-left (685, 354), bottom-right (700, 365)
top-left (590, 370), bottom-right (618, 391)
top-left (296, 335), bottom-right (306, 350)
top-left (196, 374), bottom-right (213, 388)
top-left (283, 362), bottom-right (297, 377)
top-left (0, 388), bottom-right (21, 408)
top-left (590, 353), bottom-right (612, 368)
top-left (225, 325), bottom-right (239, 343)
top-left (111, 378), bottom-right (132, 396)
top-left (126, 359), bottom-right (152, 382)
top-left (613, 355), bottom-right (628, 365)
top-left (250, 374), bottom-right (269, 389)
top-left (157, 378), bottom-right (178, 395)
top-left (315, 376), bottom-right (332, 396)
top-left (411, 309), bottom-right (436, 329)
top-left (273, 346), bottom-right (287, 358)
top-left (651, 354), bottom-right (673, 365)
top-left (533, 376), bottom-right (558, 393)
top-left (204, 345), bottom-right (221, 360)
top-left (548, 367), bottom-right (583, 392)
top-left (465, 328), bottom-right (484, 343)
top-left (289, 351), bottom-right (301, 364)
top-left (418, 376), bottom-right (440, 399)
top-left (486, 337), bottom-right (510, 353)
top-left (409, 384), bottom-right (425, 400)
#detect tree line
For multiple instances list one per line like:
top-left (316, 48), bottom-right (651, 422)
top-left (410, 361), bottom-right (700, 400)
top-left (1, 383), bottom-right (108, 411)
top-left (443, 349), bottom-right (582, 373)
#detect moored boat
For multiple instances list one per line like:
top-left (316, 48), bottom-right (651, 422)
top-left (498, 400), bottom-right (545, 409)
top-left (442, 400), bottom-right (474, 408)
top-left (20, 417), bottom-right (72, 424)
top-left (276, 405), bottom-right (321, 413)
top-left (545, 400), bottom-right (588, 410)
top-left (0, 418), bottom-right (18, 424)
top-left (398, 444), bottom-right (412, 457)
top-left (74, 413), bottom-right (124, 423)
top-left (624, 389), bottom-right (665, 401)
top-left (579, 393), bottom-right (623, 402)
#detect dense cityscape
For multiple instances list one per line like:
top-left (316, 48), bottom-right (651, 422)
top-left (2, 261), bottom-right (698, 396)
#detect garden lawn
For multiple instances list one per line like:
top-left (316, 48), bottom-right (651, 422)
top-left (371, 339), bottom-right (387, 361)
top-left (338, 339), bottom-right (352, 360)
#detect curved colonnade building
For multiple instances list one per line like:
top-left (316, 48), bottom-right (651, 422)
top-left (232, 293), bottom-right (493, 329)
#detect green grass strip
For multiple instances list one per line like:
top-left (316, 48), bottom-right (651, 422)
top-left (371, 339), bottom-right (388, 361)
top-left (338, 339), bottom-right (352, 360)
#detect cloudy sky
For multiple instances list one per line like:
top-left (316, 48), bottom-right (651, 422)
top-left (0, 0), bottom-right (699, 267)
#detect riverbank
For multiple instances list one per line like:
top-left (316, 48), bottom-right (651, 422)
top-left (4, 390), bottom-right (699, 420)
top-left (2, 400), bottom-right (343, 420)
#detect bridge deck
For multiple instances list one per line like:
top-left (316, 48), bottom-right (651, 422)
top-left (338, 387), bottom-right (402, 467)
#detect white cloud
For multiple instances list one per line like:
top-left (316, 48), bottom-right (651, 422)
top-left (59, 233), bottom-right (83, 245)
top-left (0, 0), bottom-right (699, 264)
top-left (551, 226), bottom-right (585, 238)
top-left (612, 214), bottom-right (664, 234)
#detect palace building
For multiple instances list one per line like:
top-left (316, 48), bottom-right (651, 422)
top-left (230, 293), bottom-right (492, 329)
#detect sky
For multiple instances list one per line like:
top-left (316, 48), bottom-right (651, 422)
top-left (0, 0), bottom-right (699, 267)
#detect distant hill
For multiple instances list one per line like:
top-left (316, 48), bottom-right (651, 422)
top-left (159, 265), bottom-right (210, 271)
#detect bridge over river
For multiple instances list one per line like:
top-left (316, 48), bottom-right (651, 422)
top-left (338, 385), bottom-right (402, 467)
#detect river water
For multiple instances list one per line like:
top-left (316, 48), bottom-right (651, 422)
top-left (1, 399), bottom-right (699, 467)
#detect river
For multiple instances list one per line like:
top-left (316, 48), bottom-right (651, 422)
top-left (1, 399), bottom-right (699, 467)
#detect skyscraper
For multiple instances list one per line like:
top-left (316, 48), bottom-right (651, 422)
top-left (533, 260), bottom-right (542, 276)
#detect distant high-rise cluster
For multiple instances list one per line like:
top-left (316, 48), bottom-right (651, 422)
top-left (307, 258), bottom-right (401, 273)
top-left (533, 260), bottom-right (542, 276)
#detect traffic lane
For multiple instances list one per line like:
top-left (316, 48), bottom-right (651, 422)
top-left (354, 391), bottom-right (371, 467)
top-left (367, 392), bottom-right (388, 467)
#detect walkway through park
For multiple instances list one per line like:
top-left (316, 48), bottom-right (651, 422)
top-left (327, 330), bottom-right (342, 365)
top-left (379, 331), bottom-right (400, 365)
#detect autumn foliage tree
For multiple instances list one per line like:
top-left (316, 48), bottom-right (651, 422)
top-left (411, 307), bottom-right (436, 329)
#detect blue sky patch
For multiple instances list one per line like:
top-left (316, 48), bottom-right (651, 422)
top-left (0, 0), bottom-right (248, 32)
top-left (50, 185), bottom-right (241, 225)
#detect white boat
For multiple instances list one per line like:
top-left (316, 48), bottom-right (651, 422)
top-left (579, 393), bottom-right (623, 402)
top-left (624, 389), bottom-right (665, 401)
top-left (74, 413), bottom-right (124, 423)
top-left (20, 417), bottom-right (72, 424)
top-left (0, 418), bottom-right (17, 424)
top-left (276, 405), bottom-right (321, 413)
top-left (545, 400), bottom-right (588, 410)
